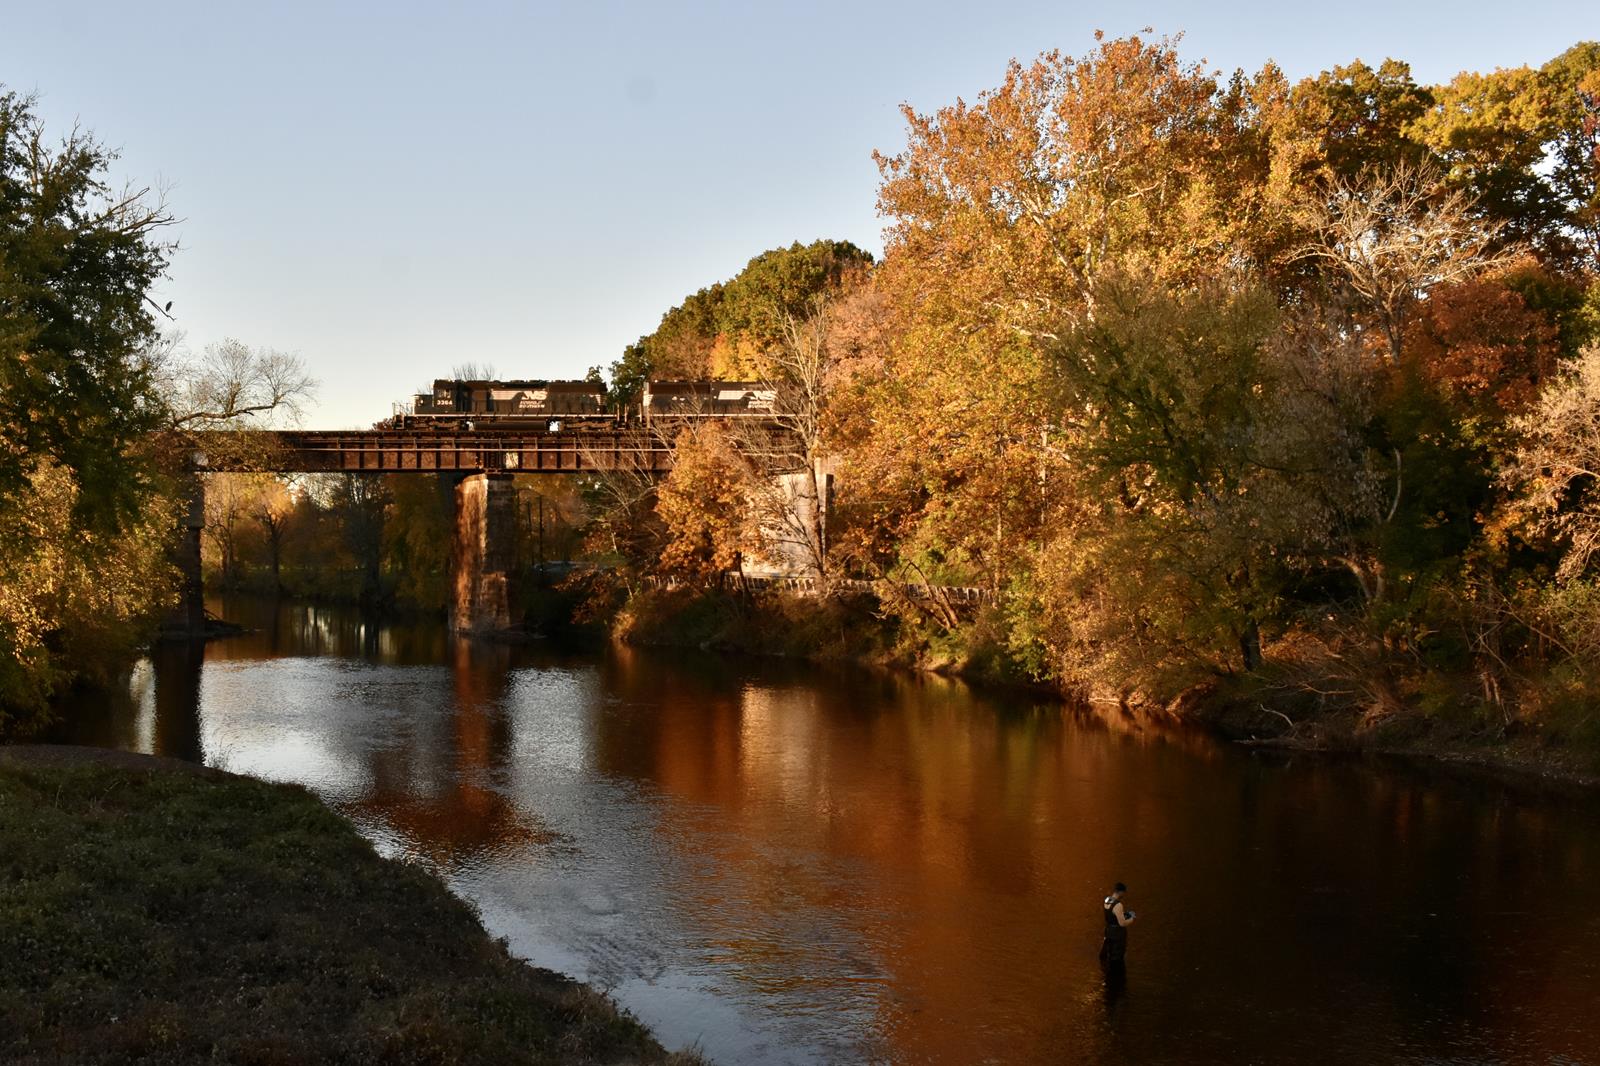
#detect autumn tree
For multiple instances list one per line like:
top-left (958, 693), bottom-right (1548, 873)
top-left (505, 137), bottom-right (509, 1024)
top-left (1014, 272), bottom-right (1383, 681)
top-left (1541, 43), bottom-right (1600, 270)
top-left (1410, 43), bottom-right (1600, 270)
top-left (0, 460), bottom-right (182, 727)
top-left (574, 435), bottom-right (669, 594)
top-left (384, 475), bottom-right (455, 610)
top-left (1295, 162), bottom-right (1508, 363)
top-left (1270, 59), bottom-right (1435, 187)
top-left (861, 33), bottom-right (1280, 595)
top-left (609, 239), bottom-right (873, 403)
top-left (512, 474), bottom-right (588, 570)
top-left (0, 89), bottom-right (186, 725)
top-left (252, 479), bottom-right (300, 595)
top-left (1408, 268), bottom-right (1563, 415)
top-left (1507, 345), bottom-right (1600, 580)
top-left (202, 473), bottom-right (282, 589)
top-left (734, 304), bottom-right (839, 580)
top-left (654, 423), bottom-right (753, 578)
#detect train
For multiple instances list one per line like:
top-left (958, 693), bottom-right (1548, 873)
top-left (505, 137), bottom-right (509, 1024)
top-left (382, 378), bottom-right (778, 430)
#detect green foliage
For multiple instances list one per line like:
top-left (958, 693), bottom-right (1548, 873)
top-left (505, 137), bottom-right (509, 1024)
top-left (0, 90), bottom-right (186, 729)
top-left (0, 89), bottom-right (174, 528)
top-left (1284, 59), bottom-right (1435, 182)
top-left (716, 240), bottom-right (874, 348)
top-left (609, 239), bottom-right (872, 402)
top-left (1370, 368), bottom-right (1497, 585)
top-left (1410, 42), bottom-right (1600, 270)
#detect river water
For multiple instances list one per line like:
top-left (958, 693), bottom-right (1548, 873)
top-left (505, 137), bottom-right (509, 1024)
top-left (49, 597), bottom-right (1600, 1064)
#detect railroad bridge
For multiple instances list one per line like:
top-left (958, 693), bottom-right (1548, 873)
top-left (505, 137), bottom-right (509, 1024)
top-left (172, 423), bottom-right (802, 636)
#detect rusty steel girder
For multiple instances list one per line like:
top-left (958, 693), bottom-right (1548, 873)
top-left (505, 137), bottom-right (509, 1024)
top-left (188, 424), bottom-right (800, 475)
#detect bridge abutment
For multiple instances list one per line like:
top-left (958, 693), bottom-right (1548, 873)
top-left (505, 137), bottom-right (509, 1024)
top-left (450, 472), bottom-right (518, 633)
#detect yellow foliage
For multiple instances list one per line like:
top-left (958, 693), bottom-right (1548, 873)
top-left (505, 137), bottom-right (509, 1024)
top-left (655, 424), bottom-right (753, 577)
top-left (0, 459), bottom-right (180, 729)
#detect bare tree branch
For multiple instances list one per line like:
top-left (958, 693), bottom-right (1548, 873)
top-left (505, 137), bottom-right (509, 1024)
top-left (1294, 161), bottom-right (1513, 363)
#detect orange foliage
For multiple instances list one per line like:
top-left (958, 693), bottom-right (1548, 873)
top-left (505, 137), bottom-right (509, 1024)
top-left (1408, 269), bottom-right (1562, 414)
top-left (655, 424), bottom-right (753, 578)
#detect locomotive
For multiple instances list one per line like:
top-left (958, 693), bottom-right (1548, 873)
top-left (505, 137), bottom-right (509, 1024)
top-left (385, 378), bottom-right (778, 430)
top-left (641, 380), bottom-right (776, 419)
top-left (413, 379), bottom-right (607, 419)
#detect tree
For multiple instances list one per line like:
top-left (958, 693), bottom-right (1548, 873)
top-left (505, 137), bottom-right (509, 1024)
top-left (384, 475), bottom-right (454, 610)
top-left (862, 33), bottom-right (1278, 595)
top-left (654, 423), bottom-right (753, 578)
top-left (1539, 43), bottom-right (1600, 270)
top-left (1, 89), bottom-right (181, 726)
top-left (0, 88), bottom-right (176, 527)
top-left (608, 240), bottom-right (873, 403)
top-left (1410, 66), bottom-right (1567, 255)
top-left (1408, 269), bottom-right (1563, 415)
top-left (158, 335), bottom-right (316, 473)
top-left (1021, 272), bottom-right (1383, 678)
top-left (1508, 346), bottom-right (1600, 580)
top-left (726, 305), bottom-right (837, 580)
top-left (0, 460), bottom-right (181, 728)
top-left (715, 240), bottom-right (874, 361)
top-left (1409, 43), bottom-right (1600, 269)
top-left (252, 479), bottom-right (299, 595)
top-left (165, 337), bottom-right (315, 429)
top-left (1271, 59), bottom-right (1435, 186)
top-left (327, 474), bottom-right (390, 602)
top-left (1295, 162), bottom-right (1509, 363)
top-left (202, 473), bottom-right (279, 589)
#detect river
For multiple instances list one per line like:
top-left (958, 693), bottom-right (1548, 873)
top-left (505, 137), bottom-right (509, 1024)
top-left (48, 597), bottom-right (1600, 1064)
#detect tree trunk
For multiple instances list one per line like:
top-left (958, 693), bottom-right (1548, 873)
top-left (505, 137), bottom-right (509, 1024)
top-left (1239, 619), bottom-right (1263, 672)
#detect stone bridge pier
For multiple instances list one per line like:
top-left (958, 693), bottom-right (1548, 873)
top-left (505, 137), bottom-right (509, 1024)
top-left (449, 472), bottom-right (519, 634)
top-left (163, 475), bottom-right (207, 637)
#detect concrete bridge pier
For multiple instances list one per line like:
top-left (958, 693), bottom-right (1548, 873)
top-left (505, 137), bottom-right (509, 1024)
top-left (162, 475), bottom-right (207, 637)
top-left (450, 472), bottom-right (519, 634)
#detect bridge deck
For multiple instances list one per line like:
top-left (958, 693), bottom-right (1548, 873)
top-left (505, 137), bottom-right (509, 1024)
top-left (195, 424), bottom-right (792, 474)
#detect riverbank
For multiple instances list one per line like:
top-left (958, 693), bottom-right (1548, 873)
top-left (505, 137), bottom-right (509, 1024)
top-left (0, 746), bottom-right (697, 1065)
top-left (1186, 680), bottom-right (1600, 792)
top-left (609, 584), bottom-right (1600, 791)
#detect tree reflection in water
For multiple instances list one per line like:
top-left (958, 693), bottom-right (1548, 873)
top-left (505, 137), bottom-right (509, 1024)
top-left (43, 596), bottom-right (1600, 1066)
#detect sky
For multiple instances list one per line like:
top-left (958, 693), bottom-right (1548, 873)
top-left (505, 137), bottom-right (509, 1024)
top-left (3, 1), bottom-right (1596, 427)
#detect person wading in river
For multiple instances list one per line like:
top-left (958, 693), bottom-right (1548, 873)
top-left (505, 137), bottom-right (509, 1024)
top-left (1100, 882), bottom-right (1136, 967)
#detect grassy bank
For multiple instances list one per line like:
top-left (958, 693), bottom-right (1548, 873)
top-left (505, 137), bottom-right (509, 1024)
top-left (608, 585), bottom-right (1600, 788)
top-left (0, 746), bottom-right (694, 1065)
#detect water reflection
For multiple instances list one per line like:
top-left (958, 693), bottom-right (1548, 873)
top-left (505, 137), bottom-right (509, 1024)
top-left (48, 597), bottom-right (1600, 1065)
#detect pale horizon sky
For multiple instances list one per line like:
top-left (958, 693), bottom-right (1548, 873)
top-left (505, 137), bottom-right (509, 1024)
top-left (4, 1), bottom-right (1595, 427)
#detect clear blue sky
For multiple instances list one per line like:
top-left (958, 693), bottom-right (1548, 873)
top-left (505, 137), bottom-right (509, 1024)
top-left (3, 1), bottom-right (1594, 427)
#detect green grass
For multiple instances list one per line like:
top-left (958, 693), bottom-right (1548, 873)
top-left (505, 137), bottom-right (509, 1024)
top-left (0, 749), bottom-right (697, 1065)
